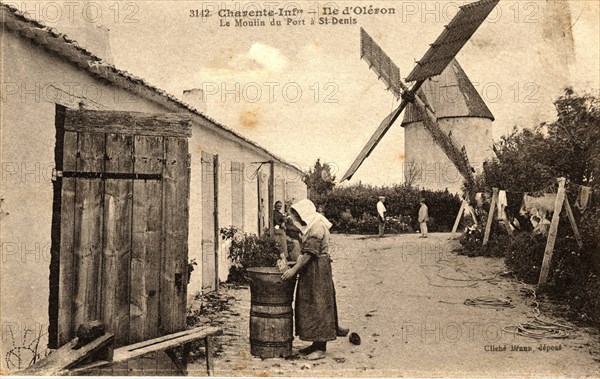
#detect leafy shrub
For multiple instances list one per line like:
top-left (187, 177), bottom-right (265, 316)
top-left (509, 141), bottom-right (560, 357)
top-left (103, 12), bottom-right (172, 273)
top-left (220, 226), bottom-right (280, 283)
top-left (459, 224), bottom-right (486, 256)
top-left (504, 232), bottom-right (547, 283)
top-left (547, 209), bottom-right (600, 324)
top-left (458, 89), bottom-right (600, 327)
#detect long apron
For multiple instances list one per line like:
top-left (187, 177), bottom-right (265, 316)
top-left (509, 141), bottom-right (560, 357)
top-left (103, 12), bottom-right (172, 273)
top-left (295, 235), bottom-right (337, 342)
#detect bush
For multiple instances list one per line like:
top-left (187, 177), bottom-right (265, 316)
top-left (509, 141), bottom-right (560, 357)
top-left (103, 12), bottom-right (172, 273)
top-left (313, 183), bottom-right (461, 234)
top-left (504, 232), bottom-right (547, 283)
top-left (220, 226), bottom-right (280, 283)
top-left (473, 211), bottom-right (600, 326)
top-left (547, 209), bottom-right (600, 324)
top-left (458, 89), bottom-right (600, 327)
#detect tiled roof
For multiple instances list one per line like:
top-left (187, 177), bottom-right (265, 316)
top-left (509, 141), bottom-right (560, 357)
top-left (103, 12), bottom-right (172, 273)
top-left (402, 58), bottom-right (494, 125)
top-left (0, 2), bottom-right (303, 175)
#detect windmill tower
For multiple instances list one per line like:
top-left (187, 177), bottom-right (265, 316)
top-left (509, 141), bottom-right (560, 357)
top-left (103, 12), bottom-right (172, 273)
top-left (341, 0), bottom-right (500, 200)
top-left (402, 59), bottom-right (494, 193)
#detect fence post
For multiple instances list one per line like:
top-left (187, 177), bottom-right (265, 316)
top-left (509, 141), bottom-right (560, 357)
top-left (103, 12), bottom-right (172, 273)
top-left (450, 200), bottom-right (466, 239)
top-left (563, 197), bottom-right (583, 249)
top-left (482, 188), bottom-right (498, 246)
top-left (538, 177), bottom-right (566, 288)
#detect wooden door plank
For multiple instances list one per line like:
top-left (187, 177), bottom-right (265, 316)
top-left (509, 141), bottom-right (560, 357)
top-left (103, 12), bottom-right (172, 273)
top-left (20, 334), bottom-right (114, 376)
top-left (58, 131), bottom-right (78, 346)
top-left (64, 109), bottom-right (192, 137)
top-left (130, 135), bottom-right (164, 343)
top-left (161, 137), bottom-right (190, 334)
top-left (73, 132), bottom-right (105, 331)
top-left (102, 133), bottom-right (134, 346)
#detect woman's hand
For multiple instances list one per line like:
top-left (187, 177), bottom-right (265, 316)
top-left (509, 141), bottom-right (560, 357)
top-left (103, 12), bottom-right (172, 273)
top-left (281, 268), bottom-right (296, 281)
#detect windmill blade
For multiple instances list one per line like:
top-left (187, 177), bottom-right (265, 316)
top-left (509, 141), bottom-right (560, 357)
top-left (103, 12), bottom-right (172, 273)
top-left (340, 98), bottom-right (409, 182)
top-left (360, 28), bottom-right (403, 99)
top-left (406, 0), bottom-right (500, 82)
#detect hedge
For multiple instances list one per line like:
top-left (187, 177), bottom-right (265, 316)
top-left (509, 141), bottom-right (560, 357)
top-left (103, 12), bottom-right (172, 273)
top-left (312, 183), bottom-right (462, 234)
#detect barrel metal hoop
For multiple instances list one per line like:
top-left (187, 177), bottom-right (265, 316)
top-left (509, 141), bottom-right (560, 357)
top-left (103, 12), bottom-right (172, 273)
top-left (250, 338), bottom-right (294, 346)
top-left (251, 300), bottom-right (291, 307)
top-left (250, 311), bottom-right (293, 318)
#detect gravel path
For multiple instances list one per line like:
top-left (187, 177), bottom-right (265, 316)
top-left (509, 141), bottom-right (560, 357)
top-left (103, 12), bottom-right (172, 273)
top-left (188, 233), bottom-right (600, 377)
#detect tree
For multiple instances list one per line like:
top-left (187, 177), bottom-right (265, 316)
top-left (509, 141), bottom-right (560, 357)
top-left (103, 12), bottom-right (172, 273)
top-left (476, 88), bottom-right (600, 192)
top-left (403, 161), bottom-right (422, 188)
top-left (304, 159), bottom-right (336, 200)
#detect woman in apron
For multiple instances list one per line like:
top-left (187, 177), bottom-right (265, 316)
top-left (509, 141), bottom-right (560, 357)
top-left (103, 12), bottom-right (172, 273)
top-left (282, 199), bottom-right (343, 360)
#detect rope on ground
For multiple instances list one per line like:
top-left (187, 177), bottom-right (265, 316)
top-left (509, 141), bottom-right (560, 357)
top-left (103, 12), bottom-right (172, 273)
top-left (419, 262), bottom-right (505, 288)
top-left (420, 264), bottom-right (478, 287)
top-left (464, 296), bottom-right (514, 309)
top-left (425, 262), bottom-right (576, 339)
top-left (502, 284), bottom-right (573, 339)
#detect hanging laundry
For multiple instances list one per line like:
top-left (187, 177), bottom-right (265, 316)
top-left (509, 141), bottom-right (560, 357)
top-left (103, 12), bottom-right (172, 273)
top-left (575, 186), bottom-right (592, 212)
top-left (475, 192), bottom-right (484, 208)
top-left (497, 190), bottom-right (508, 220)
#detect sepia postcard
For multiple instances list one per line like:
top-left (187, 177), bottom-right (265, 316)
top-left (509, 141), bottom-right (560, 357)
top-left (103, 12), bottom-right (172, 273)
top-left (1, 0), bottom-right (599, 377)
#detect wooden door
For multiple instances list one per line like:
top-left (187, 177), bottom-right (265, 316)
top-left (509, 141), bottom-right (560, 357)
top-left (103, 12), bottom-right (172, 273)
top-left (231, 162), bottom-right (245, 230)
top-left (49, 107), bottom-right (191, 348)
top-left (201, 152), bottom-right (219, 293)
top-left (257, 172), bottom-right (268, 235)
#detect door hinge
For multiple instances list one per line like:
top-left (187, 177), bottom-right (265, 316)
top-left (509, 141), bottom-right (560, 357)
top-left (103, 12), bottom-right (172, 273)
top-left (52, 169), bottom-right (62, 182)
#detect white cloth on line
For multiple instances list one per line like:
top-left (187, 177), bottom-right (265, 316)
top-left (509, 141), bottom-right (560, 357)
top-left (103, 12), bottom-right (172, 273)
top-left (497, 190), bottom-right (508, 220)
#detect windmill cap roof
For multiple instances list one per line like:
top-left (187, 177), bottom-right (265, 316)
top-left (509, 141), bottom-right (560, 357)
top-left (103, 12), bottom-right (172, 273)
top-left (401, 58), bottom-right (494, 126)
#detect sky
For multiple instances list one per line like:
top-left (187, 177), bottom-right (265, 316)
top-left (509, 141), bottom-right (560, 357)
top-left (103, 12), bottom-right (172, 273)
top-left (20, 0), bottom-right (600, 185)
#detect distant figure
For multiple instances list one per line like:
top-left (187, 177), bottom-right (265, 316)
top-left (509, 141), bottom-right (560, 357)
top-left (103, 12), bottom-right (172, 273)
top-left (273, 200), bottom-right (286, 229)
top-left (317, 204), bottom-right (324, 214)
top-left (273, 200), bottom-right (288, 258)
top-left (377, 196), bottom-right (386, 237)
top-left (418, 198), bottom-right (429, 238)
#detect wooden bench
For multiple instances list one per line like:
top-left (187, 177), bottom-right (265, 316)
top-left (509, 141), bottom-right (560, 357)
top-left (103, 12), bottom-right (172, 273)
top-left (20, 326), bottom-right (223, 376)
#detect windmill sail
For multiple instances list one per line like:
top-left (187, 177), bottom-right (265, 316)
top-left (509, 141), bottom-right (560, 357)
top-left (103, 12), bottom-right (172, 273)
top-left (360, 28), bottom-right (403, 99)
top-left (406, 0), bottom-right (500, 82)
top-left (340, 98), bottom-right (409, 182)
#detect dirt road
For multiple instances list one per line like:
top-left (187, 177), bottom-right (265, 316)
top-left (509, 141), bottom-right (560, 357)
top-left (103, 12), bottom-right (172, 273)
top-left (189, 233), bottom-right (600, 377)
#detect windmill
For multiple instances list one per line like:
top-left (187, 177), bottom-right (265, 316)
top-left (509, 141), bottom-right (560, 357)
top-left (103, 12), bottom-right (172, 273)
top-left (340, 0), bottom-right (500, 197)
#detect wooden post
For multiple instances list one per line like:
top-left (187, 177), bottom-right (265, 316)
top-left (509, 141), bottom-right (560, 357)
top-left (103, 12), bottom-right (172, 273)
top-left (482, 188), bottom-right (498, 246)
top-left (213, 155), bottom-right (219, 292)
top-left (450, 200), bottom-right (466, 238)
top-left (563, 197), bottom-right (583, 249)
top-left (268, 161), bottom-right (275, 237)
top-left (538, 178), bottom-right (566, 287)
top-left (205, 336), bottom-right (214, 376)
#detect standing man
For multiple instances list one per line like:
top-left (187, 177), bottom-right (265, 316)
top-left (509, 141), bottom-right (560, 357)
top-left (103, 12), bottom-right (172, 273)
top-left (377, 196), bottom-right (386, 237)
top-left (418, 198), bottom-right (429, 238)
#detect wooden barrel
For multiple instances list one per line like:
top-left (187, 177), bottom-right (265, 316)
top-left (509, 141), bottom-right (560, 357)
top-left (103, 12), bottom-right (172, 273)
top-left (247, 267), bottom-right (296, 358)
